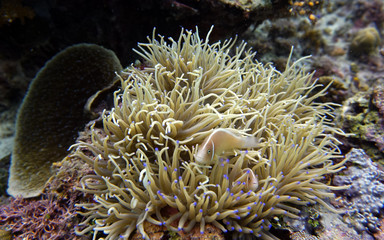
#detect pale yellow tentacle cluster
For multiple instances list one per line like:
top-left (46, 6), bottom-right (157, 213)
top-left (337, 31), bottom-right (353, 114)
top-left (73, 28), bottom-right (346, 240)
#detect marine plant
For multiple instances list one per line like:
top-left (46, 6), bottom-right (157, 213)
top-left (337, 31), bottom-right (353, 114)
top-left (73, 28), bottom-right (346, 239)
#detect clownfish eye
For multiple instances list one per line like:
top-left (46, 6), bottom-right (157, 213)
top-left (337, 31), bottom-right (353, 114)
top-left (207, 149), bottom-right (212, 154)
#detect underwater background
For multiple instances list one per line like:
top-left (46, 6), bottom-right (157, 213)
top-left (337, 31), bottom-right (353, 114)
top-left (1, 0), bottom-right (384, 239)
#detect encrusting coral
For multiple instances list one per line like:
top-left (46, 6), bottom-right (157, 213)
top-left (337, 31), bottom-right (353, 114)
top-left (73, 28), bottom-right (347, 239)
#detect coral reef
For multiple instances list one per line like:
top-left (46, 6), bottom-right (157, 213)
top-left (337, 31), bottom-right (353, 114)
top-left (290, 230), bottom-right (319, 240)
top-left (219, 0), bottom-right (278, 12)
top-left (73, 28), bottom-right (346, 239)
top-left (0, 154), bottom-right (92, 240)
top-left (1, 0), bottom-right (384, 239)
top-left (374, 218), bottom-right (384, 239)
top-left (373, 84), bottom-right (384, 117)
top-left (349, 27), bottom-right (381, 57)
top-left (129, 221), bottom-right (225, 240)
top-left (7, 43), bottom-right (122, 198)
top-left (339, 84), bottom-right (384, 162)
top-left (351, 0), bottom-right (384, 29)
top-left (333, 148), bottom-right (384, 233)
top-left (0, 196), bottom-right (77, 239)
top-left (242, 0), bottom-right (384, 99)
top-left (288, 0), bottom-right (323, 23)
top-left (0, 229), bottom-right (11, 240)
top-left (319, 224), bottom-right (372, 240)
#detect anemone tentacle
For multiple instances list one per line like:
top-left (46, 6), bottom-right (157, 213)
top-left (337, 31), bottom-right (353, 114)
top-left (74, 27), bottom-right (346, 240)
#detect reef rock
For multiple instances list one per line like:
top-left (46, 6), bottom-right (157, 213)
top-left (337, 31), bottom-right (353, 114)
top-left (333, 148), bottom-right (384, 234)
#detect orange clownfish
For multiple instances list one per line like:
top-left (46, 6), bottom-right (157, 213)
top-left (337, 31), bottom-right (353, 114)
top-left (195, 129), bottom-right (259, 164)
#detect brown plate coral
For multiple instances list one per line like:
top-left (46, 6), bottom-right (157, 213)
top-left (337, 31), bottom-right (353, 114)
top-left (73, 28), bottom-right (346, 239)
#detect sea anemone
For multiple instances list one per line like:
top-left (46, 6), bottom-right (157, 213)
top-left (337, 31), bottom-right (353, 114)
top-left (73, 28), bottom-right (346, 239)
